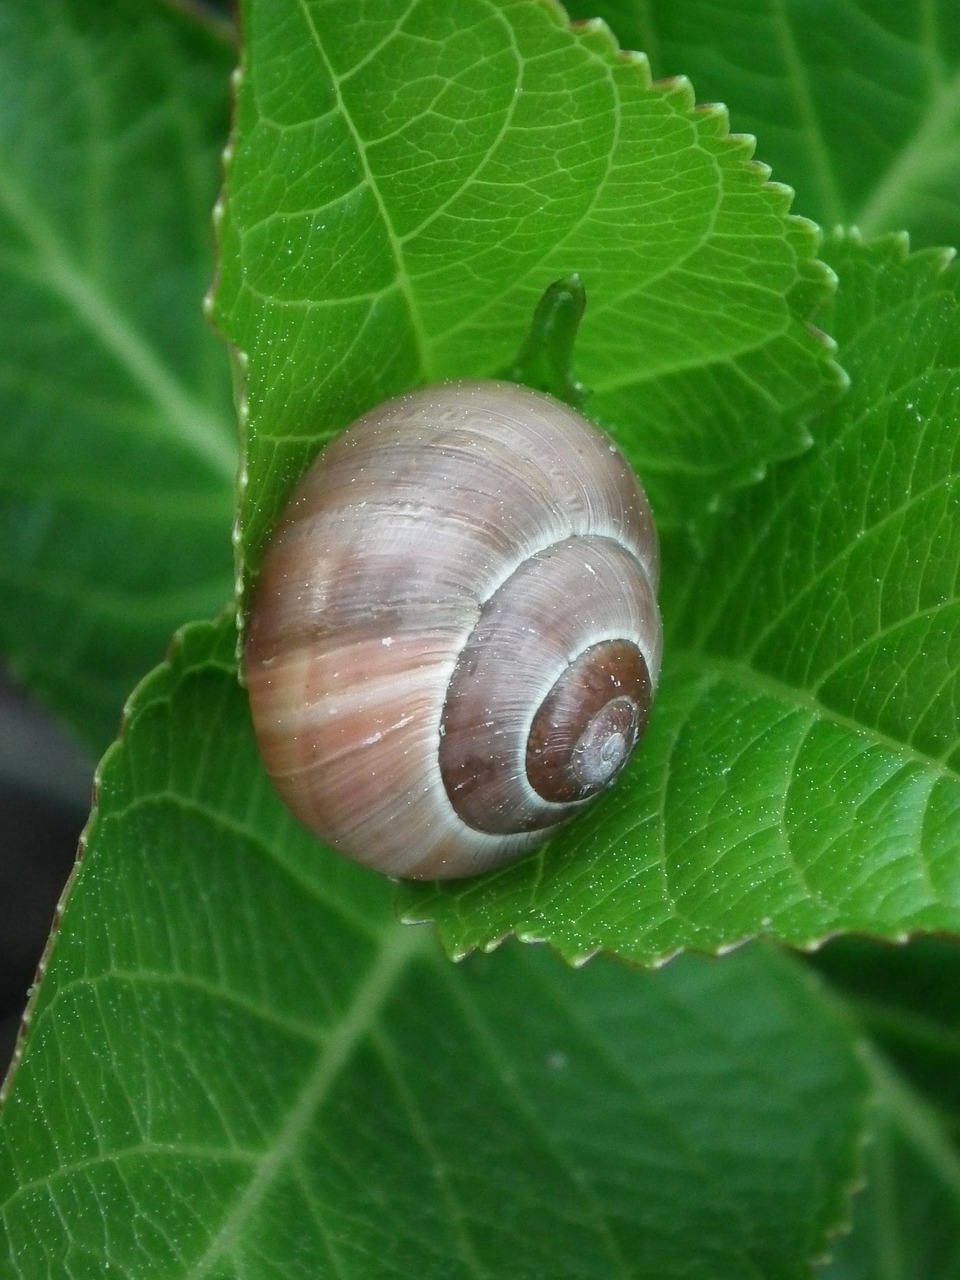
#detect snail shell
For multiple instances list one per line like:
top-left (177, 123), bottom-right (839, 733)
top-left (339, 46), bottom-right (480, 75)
top-left (245, 380), bottom-right (661, 880)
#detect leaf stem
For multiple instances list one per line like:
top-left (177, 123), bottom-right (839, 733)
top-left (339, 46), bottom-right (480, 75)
top-left (501, 274), bottom-right (589, 407)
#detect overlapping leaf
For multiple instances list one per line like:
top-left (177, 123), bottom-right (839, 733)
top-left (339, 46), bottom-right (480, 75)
top-left (0, 616), bottom-right (868, 1278)
top-left (0, 0), bottom-right (236, 751)
top-left (404, 234), bottom-right (960, 963)
top-left (211, 0), bottom-right (841, 581)
top-left (808, 936), bottom-right (960, 1275)
top-left (570, 0), bottom-right (960, 248)
top-left (813, 936), bottom-right (960, 1143)
top-left (821, 1098), bottom-right (960, 1280)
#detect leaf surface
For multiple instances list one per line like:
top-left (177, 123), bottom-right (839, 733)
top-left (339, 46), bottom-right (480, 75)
top-left (806, 938), bottom-right (960, 1276)
top-left (405, 234), bottom-right (960, 963)
top-left (570, 0), bottom-right (960, 248)
top-left (821, 1105), bottom-right (960, 1280)
top-left (0, 0), bottom-right (236, 751)
top-left (813, 936), bottom-right (960, 1141)
top-left (211, 0), bottom-right (842, 573)
top-left (0, 617), bottom-right (868, 1279)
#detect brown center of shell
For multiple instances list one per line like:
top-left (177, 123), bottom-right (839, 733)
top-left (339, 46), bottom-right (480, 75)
top-left (525, 639), bottom-right (650, 802)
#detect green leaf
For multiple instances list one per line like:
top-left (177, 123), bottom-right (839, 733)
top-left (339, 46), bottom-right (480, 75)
top-left (823, 1116), bottom-right (960, 1279)
top-left (808, 938), bottom-right (960, 1275)
top-left (404, 233), bottom-right (960, 963)
top-left (0, 0), bottom-right (237, 752)
top-left (569, 0), bottom-right (960, 248)
top-left (812, 936), bottom-right (960, 1141)
top-left (0, 615), bottom-right (869, 1277)
top-left (210, 0), bottom-right (842, 578)
top-left (818, 1051), bottom-right (960, 1279)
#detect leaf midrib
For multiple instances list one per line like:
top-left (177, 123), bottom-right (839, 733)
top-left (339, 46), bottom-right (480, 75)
top-left (866, 1044), bottom-right (960, 1203)
top-left (0, 167), bottom-right (236, 481)
top-left (295, 0), bottom-right (431, 373)
top-left (771, 0), bottom-right (846, 226)
top-left (185, 921), bottom-right (430, 1279)
top-left (857, 63), bottom-right (960, 236)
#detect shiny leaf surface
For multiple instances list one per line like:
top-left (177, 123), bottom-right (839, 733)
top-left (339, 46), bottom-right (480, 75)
top-left (210, 0), bottom-right (841, 573)
top-left (0, 618), bottom-right (868, 1279)
top-left (408, 235), bottom-right (960, 963)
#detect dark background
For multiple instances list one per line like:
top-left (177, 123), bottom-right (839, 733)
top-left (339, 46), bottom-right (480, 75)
top-left (0, 670), bottom-right (92, 1076)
